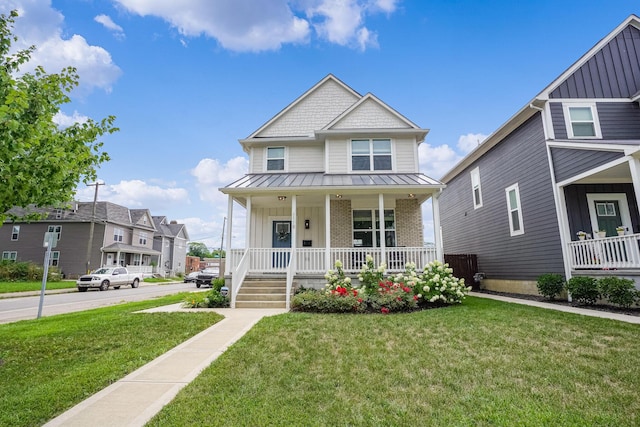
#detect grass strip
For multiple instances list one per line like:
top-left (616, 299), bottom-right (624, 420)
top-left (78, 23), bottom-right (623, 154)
top-left (0, 281), bottom-right (77, 293)
top-left (0, 293), bottom-right (222, 426)
top-left (149, 297), bottom-right (640, 426)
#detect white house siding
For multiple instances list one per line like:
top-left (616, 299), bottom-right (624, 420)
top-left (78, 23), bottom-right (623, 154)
top-left (258, 79), bottom-right (359, 137)
top-left (251, 148), bottom-right (265, 174)
top-left (251, 206), bottom-right (325, 248)
top-left (326, 138), bottom-right (349, 173)
top-left (289, 145), bottom-right (324, 172)
top-left (331, 98), bottom-right (410, 129)
top-left (394, 138), bottom-right (419, 173)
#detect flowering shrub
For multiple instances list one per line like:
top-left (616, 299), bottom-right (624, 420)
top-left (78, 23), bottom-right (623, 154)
top-left (367, 280), bottom-right (418, 313)
top-left (183, 288), bottom-right (229, 308)
top-left (324, 260), bottom-right (356, 294)
top-left (357, 254), bottom-right (386, 294)
top-left (418, 260), bottom-right (470, 305)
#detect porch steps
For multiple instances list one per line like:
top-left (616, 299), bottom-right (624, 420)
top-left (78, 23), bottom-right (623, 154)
top-left (235, 278), bottom-right (290, 309)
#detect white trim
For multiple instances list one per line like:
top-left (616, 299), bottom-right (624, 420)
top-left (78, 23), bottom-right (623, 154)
top-left (549, 97), bottom-right (632, 103)
top-left (547, 140), bottom-right (634, 152)
top-left (505, 183), bottom-right (524, 236)
top-left (470, 166), bottom-right (483, 209)
top-left (348, 138), bottom-right (394, 172)
top-left (562, 103), bottom-right (602, 139)
top-left (265, 146), bottom-right (287, 172)
top-left (555, 156), bottom-right (630, 187)
top-left (586, 193), bottom-right (631, 236)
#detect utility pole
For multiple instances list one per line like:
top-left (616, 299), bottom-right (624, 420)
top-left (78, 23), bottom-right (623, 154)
top-left (219, 217), bottom-right (226, 258)
top-left (85, 181), bottom-right (104, 273)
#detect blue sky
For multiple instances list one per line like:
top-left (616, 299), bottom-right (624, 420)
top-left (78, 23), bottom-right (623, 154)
top-left (3, 0), bottom-right (639, 250)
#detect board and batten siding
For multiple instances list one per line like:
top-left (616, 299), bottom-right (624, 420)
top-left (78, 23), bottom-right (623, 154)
top-left (440, 113), bottom-right (564, 281)
top-left (549, 25), bottom-right (640, 99)
top-left (250, 206), bottom-right (325, 248)
top-left (550, 101), bottom-right (640, 141)
top-left (550, 148), bottom-right (624, 183)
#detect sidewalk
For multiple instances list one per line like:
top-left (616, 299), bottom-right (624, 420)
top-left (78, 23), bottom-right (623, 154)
top-left (469, 291), bottom-right (640, 324)
top-left (44, 306), bottom-right (287, 427)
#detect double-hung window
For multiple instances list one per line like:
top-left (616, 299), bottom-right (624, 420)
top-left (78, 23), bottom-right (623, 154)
top-left (506, 183), bottom-right (524, 236)
top-left (352, 209), bottom-right (396, 247)
top-left (266, 147), bottom-right (285, 171)
top-left (11, 225), bottom-right (20, 241)
top-left (470, 167), bottom-right (482, 209)
top-left (114, 228), bottom-right (124, 242)
top-left (2, 251), bottom-right (17, 261)
top-left (139, 232), bottom-right (147, 245)
top-left (50, 251), bottom-right (60, 266)
top-left (351, 139), bottom-right (392, 171)
top-left (564, 104), bottom-right (601, 138)
top-left (48, 225), bottom-right (62, 241)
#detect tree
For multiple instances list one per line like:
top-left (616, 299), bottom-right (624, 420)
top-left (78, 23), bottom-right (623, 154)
top-left (0, 10), bottom-right (117, 223)
top-left (188, 242), bottom-right (211, 259)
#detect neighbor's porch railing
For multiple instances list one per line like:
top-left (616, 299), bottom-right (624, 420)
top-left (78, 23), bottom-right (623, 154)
top-left (569, 234), bottom-right (640, 269)
top-left (227, 247), bottom-right (438, 275)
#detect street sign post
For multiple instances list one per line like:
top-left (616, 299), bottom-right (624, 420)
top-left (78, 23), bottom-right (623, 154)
top-left (37, 232), bottom-right (57, 319)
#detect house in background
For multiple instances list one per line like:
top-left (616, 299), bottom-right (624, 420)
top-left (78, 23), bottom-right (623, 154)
top-left (220, 74), bottom-right (445, 308)
top-left (0, 202), bottom-right (187, 279)
top-left (151, 215), bottom-right (189, 277)
top-left (439, 15), bottom-right (640, 295)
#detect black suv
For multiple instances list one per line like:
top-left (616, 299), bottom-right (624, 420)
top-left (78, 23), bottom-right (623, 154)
top-left (195, 267), bottom-right (219, 288)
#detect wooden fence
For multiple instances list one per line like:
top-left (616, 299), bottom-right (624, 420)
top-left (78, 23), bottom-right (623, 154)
top-left (444, 254), bottom-right (478, 290)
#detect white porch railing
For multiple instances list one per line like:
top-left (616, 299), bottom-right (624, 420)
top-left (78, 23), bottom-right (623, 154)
top-left (569, 234), bottom-right (640, 269)
top-left (104, 265), bottom-right (153, 277)
top-left (227, 247), bottom-right (438, 276)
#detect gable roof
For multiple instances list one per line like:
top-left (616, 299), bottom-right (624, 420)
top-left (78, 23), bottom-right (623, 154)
top-left (152, 216), bottom-right (189, 240)
top-left (441, 14), bottom-right (640, 183)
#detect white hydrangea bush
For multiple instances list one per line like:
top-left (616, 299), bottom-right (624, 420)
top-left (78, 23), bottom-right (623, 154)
top-left (418, 260), bottom-right (471, 304)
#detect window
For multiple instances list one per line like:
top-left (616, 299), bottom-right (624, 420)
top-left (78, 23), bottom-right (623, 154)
top-left (11, 225), bottom-right (20, 241)
top-left (2, 251), bottom-right (17, 261)
top-left (50, 251), bottom-right (59, 266)
top-left (564, 104), bottom-right (601, 138)
top-left (351, 139), bottom-right (392, 171)
top-left (139, 232), bottom-right (147, 245)
top-left (471, 167), bottom-right (483, 209)
top-left (47, 225), bottom-right (62, 240)
top-left (55, 209), bottom-right (62, 219)
top-left (352, 209), bottom-right (396, 247)
top-left (506, 184), bottom-right (524, 236)
top-left (267, 147), bottom-right (285, 171)
top-left (114, 228), bottom-right (124, 242)
top-left (596, 202), bottom-right (616, 216)
top-left (133, 253), bottom-right (141, 266)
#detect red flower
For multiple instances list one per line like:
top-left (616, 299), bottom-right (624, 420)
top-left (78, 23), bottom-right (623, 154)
top-left (357, 298), bottom-right (363, 303)
top-left (413, 295), bottom-right (419, 300)
top-left (381, 307), bottom-right (390, 314)
top-left (402, 286), bottom-right (410, 293)
top-left (353, 289), bottom-right (358, 297)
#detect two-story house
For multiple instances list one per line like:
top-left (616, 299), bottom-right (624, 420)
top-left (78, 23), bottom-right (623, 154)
top-left (220, 74), bottom-right (445, 308)
top-left (151, 215), bottom-right (189, 277)
top-left (439, 15), bottom-right (640, 295)
top-left (1, 202), bottom-right (161, 278)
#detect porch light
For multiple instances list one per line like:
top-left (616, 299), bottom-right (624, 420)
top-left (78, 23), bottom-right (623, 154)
top-left (278, 195), bottom-right (287, 201)
top-left (408, 193), bottom-right (416, 198)
top-left (336, 194), bottom-right (343, 199)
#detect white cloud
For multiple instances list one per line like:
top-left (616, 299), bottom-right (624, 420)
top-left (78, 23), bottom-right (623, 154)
top-left (457, 133), bottom-right (488, 154)
top-left (94, 14), bottom-right (125, 39)
top-left (75, 179), bottom-right (190, 212)
top-left (53, 110), bottom-right (89, 127)
top-left (192, 156), bottom-right (248, 203)
top-left (1, 1), bottom-right (121, 94)
top-left (418, 143), bottom-right (461, 180)
top-left (114, 0), bottom-right (398, 51)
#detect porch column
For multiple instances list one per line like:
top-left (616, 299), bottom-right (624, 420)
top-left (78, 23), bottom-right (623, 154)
top-left (325, 194), bottom-right (331, 271)
top-left (432, 190), bottom-right (444, 262)
top-left (628, 157), bottom-right (640, 230)
top-left (291, 194), bottom-right (297, 253)
top-left (225, 195), bottom-right (233, 276)
top-left (245, 196), bottom-right (252, 250)
top-left (379, 193), bottom-right (386, 266)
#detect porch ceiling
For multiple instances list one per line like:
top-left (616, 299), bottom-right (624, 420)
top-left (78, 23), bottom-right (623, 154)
top-left (573, 162), bottom-right (631, 184)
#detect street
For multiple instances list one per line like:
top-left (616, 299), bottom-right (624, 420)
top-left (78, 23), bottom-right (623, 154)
top-left (0, 282), bottom-right (203, 324)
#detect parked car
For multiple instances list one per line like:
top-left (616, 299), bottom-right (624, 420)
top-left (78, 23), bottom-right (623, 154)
top-left (76, 267), bottom-right (141, 292)
top-left (184, 271), bottom-right (200, 283)
top-left (195, 267), bottom-right (219, 288)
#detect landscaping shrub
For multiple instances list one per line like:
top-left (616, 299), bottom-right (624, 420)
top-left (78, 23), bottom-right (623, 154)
top-left (0, 261), bottom-right (61, 282)
top-left (566, 276), bottom-right (599, 305)
top-left (292, 291), bottom-right (366, 313)
top-left (211, 277), bottom-right (225, 292)
top-left (536, 273), bottom-right (565, 300)
top-left (183, 288), bottom-right (229, 308)
top-left (597, 277), bottom-right (638, 308)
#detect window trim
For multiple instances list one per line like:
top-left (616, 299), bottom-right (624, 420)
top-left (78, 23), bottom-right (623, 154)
top-left (114, 228), bottom-right (124, 242)
top-left (266, 146), bottom-right (286, 172)
top-left (563, 103), bottom-right (602, 139)
top-left (50, 251), bottom-right (60, 266)
top-left (11, 225), bottom-right (20, 241)
top-left (352, 209), bottom-right (396, 247)
top-left (47, 225), bottom-right (62, 241)
top-left (350, 138), bottom-right (393, 172)
top-left (2, 251), bottom-right (17, 261)
top-left (470, 167), bottom-right (483, 209)
top-left (505, 183), bottom-right (524, 236)
top-left (139, 231), bottom-right (147, 245)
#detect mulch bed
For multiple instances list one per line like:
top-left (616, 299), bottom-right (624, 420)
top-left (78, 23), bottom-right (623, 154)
top-left (476, 289), bottom-right (640, 317)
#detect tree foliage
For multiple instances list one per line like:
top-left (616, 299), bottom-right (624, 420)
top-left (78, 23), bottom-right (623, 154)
top-left (0, 10), bottom-right (117, 223)
top-left (188, 242), bottom-right (211, 259)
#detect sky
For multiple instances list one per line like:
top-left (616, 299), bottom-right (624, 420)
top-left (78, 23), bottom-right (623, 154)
top-left (2, 0), bottom-right (639, 251)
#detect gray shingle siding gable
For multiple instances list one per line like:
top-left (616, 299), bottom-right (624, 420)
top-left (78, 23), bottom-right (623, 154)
top-left (440, 114), bottom-right (564, 280)
top-left (551, 101), bottom-right (640, 140)
top-left (551, 148), bottom-right (624, 183)
top-left (550, 25), bottom-right (640, 99)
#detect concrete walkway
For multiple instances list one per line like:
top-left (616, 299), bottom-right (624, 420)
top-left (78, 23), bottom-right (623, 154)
top-left (470, 291), bottom-right (640, 324)
top-left (44, 306), bottom-right (287, 427)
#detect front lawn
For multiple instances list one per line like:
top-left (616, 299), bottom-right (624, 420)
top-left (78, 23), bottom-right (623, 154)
top-left (0, 280), bottom-right (77, 293)
top-left (149, 297), bottom-right (640, 426)
top-left (0, 293), bottom-right (222, 426)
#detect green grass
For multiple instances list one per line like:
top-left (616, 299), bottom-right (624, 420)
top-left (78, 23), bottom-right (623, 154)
top-left (143, 277), bottom-right (182, 283)
top-left (0, 280), bottom-right (77, 293)
top-left (0, 293), bottom-right (222, 426)
top-left (149, 297), bottom-right (640, 426)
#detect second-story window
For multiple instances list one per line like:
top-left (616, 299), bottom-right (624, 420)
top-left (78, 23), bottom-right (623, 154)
top-left (564, 104), bottom-right (601, 138)
top-left (114, 228), bottom-right (124, 242)
top-left (470, 167), bottom-right (483, 209)
top-left (267, 147), bottom-right (285, 171)
top-left (48, 225), bottom-right (62, 241)
top-left (351, 139), bottom-right (392, 171)
top-left (139, 232), bottom-right (147, 245)
top-left (11, 225), bottom-right (20, 241)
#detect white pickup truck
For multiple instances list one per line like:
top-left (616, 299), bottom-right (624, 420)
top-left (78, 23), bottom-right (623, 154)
top-left (76, 267), bottom-right (141, 292)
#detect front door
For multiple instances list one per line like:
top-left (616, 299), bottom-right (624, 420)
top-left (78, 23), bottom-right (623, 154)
top-left (594, 200), bottom-right (622, 237)
top-left (272, 221), bottom-right (291, 268)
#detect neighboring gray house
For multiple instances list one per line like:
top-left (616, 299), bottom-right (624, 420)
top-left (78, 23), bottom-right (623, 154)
top-left (151, 215), bottom-right (189, 277)
top-left (220, 74), bottom-right (445, 308)
top-left (1, 202), bottom-right (161, 278)
top-left (439, 15), bottom-right (640, 295)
